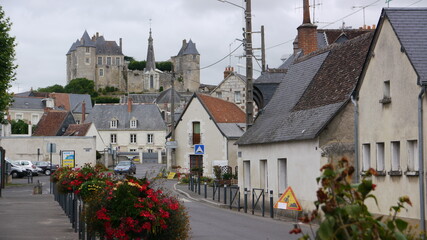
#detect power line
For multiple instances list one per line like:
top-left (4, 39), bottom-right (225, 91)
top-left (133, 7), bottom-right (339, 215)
top-left (200, 43), bottom-right (243, 70)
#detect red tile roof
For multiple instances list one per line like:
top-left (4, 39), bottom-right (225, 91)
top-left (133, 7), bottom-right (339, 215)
top-left (197, 94), bottom-right (245, 123)
top-left (50, 93), bottom-right (70, 110)
top-left (63, 123), bottom-right (91, 136)
top-left (33, 110), bottom-right (69, 136)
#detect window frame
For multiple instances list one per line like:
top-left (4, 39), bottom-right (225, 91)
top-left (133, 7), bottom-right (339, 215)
top-left (107, 56), bottom-right (112, 65)
top-left (147, 133), bottom-right (154, 144)
top-left (110, 134), bottom-right (117, 144)
top-left (110, 119), bottom-right (118, 128)
top-left (99, 68), bottom-right (104, 77)
top-left (97, 56), bottom-right (103, 65)
top-left (130, 134), bottom-right (137, 144)
top-left (362, 143), bottom-right (371, 172)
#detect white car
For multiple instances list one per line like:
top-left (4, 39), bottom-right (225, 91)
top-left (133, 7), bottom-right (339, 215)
top-left (5, 159), bottom-right (27, 178)
top-left (13, 160), bottom-right (42, 176)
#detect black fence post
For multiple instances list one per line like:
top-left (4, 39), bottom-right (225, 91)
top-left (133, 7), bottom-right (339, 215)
top-left (244, 188), bottom-right (248, 213)
top-left (218, 185), bottom-right (221, 203)
top-left (188, 174), bottom-right (191, 190)
top-left (262, 190), bottom-right (265, 217)
top-left (270, 190), bottom-right (274, 218)
top-left (238, 190), bottom-right (241, 212)
top-left (224, 185), bottom-right (227, 204)
top-left (204, 182), bottom-right (207, 199)
top-left (197, 176), bottom-right (201, 195)
top-left (252, 189), bottom-right (255, 215)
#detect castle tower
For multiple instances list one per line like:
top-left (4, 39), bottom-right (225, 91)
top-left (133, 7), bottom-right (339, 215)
top-left (143, 28), bottom-right (160, 91)
top-left (66, 31), bottom-right (96, 83)
top-left (145, 28), bottom-right (156, 72)
top-left (171, 39), bottom-right (200, 92)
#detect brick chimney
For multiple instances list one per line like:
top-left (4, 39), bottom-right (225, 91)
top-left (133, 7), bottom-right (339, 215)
top-left (81, 100), bottom-right (86, 124)
top-left (224, 66), bottom-right (234, 79)
top-left (297, 0), bottom-right (318, 55)
top-left (127, 97), bottom-right (132, 112)
top-left (119, 38), bottom-right (122, 52)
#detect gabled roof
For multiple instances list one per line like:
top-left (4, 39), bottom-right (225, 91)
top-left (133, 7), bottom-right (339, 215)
top-left (237, 32), bottom-right (373, 145)
top-left (173, 93), bottom-right (245, 139)
top-left (383, 8), bottom-right (427, 85)
top-left (10, 96), bottom-right (45, 110)
top-left (155, 88), bottom-right (181, 104)
top-left (87, 104), bottom-right (166, 130)
top-left (49, 93), bottom-right (92, 114)
top-left (197, 94), bottom-right (245, 123)
top-left (64, 123), bottom-right (92, 136)
top-left (33, 110), bottom-right (74, 136)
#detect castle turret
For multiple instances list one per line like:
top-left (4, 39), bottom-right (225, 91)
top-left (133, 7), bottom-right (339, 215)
top-left (171, 39), bottom-right (200, 92)
top-left (145, 28), bottom-right (156, 72)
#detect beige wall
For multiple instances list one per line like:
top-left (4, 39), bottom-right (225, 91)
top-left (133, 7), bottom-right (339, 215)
top-left (211, 74), bottom-right (246, 111)
top-left (8, 109), bottom-right (43, 125)
top-left (98, 129), bottom-right (166, 153)
top-left (174, 98), bottom-right (231, 177)
top-left (358, 18), bottom-right (422, 221)
top-left (0, 136), bottom-right (96, 167)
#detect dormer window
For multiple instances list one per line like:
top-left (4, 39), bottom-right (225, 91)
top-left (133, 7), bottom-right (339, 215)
top-left (110, 119), bottom-right (118, 128)
top-left (130, 118), bottom-right (137, 128)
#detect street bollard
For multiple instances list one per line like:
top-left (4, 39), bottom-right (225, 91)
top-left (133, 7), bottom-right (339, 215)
top-left (218, 185), bottom-right (221, 203)
top-left (252, 189), bottom-right (255, 215)
top-left (262, 190), bottom-right (265, 217)
top-left (224, 185), bottom-right (227, 204)
top-left (204, 182), bottom-right (207, 199)
top-left (188, 175), bottom-right (191, 190)
top-left (270, 190), bottom-right (274, 218)
top-left (244, 188), bottom-right (248, 213)
top-left (198, 176), bottom-right (201, 195)
top-left (213, 181), bottom-right (215, 200)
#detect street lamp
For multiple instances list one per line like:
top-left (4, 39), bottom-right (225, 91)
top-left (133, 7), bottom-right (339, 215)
top-left (217, 0), bottom-right (254, 128)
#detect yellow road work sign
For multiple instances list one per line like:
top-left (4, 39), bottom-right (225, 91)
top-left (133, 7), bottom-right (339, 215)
top-left (167, 172), bottom-right (176, 179)
top-left (274, 186), bottom-right (302, 211)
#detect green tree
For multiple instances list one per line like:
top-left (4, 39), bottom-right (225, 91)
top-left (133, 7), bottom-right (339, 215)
top-left (36, 84), bottom-right (65, 93)
top-left (128, 60), bottom-right (146, 71)
top-left (156, 61), bottom-right (172, 71)
top-left (64, 78), bottom-right (98, 97)
top-left (10, 119), bottom-right (28, 134)
top-left (0, 6), bottom-right (17, 124)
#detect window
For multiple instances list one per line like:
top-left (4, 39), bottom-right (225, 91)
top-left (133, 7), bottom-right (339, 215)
top-left (190, 155), bottom-right (203, 169)
top-left (85, 47), bottom-right (90, 53)
top-left (147, 134), bottom-right (153, 144)
top-left (85, 58), bottom-right (90, 64)
top-left (376, 143), bottom-right (385, 172)
top-left (278, 158), bottom-right (287, 194)
top-left (129, 148), bottom-right (137, 152)
top-left (75, 120), bottom-right (80, 124)
top-left (260, 160), bottom-right (268, 190)
top-left (130, 134), bottom-right (137, 144)
top-left (130, 119), bottom-right (137, 128)
top-left (107, 57), bottom-right (112, 65)
top-left (234, 91), bottom-right (241, 103)
top-left (243, 161), bottom-right (251, 190)
top-left (115, 57), bottom-right (120, 65)
top-left (97, 57), bottom-right (103, 65)
top-left (31, 114), bottom-right (39, 124)
top-left (380, 80), bottom-right (391, 104)
top-left (216, 92), bottom-right (222, 98)
top-left (150, 75), bottom-right (154, 89)
top-left (110, 119), bottom-right (118, 128)
top-left (362, 143), bottom-right (371, 171)
top-left (148, 149), bottom-right (153, 153)
top-left (192, 122), bottom-right (201, 145)
top-left (391, 141), bottom-right (401, 171)
top-left (15, 113), bottom-right (23, 120)
top-left (99, 68), bottom-right (104, 77)
top-left (110, 134), bottom-right (117, 144)
top-left (407, 140), bottom-right (418, 171)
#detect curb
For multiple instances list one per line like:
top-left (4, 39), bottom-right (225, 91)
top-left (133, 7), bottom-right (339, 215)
top-left (173, 182), bottom-right (228, 208)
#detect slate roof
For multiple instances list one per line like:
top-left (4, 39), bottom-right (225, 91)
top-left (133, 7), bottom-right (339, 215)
top-left (145, 30), bottom-right (156, 71)
top-left (237, 32), bottom-right (373, 145)
top-left (217, 123), bottom-right (245, 139)
top-left (382, 8), bottom-right (427, 85)
top-left (121, 94), bottom-right (159, 104)
top-left (317, 29), bottom-right (372, 48)
top-left (49, 93), bottom-right (92, 114)
top-left (64, 123), bottom-right (91, 136)
top-left (177, 39), bottom-right (199, 56)
top-left (87, 104), bottom-right (166, 130)
top-left (255, 71), bottom-right (287, 84)
top-left (33, 110), bottom-right (73, 136)
top-left (67, 31), bottom-right (123, 56)
top-left (10, 97), bottom-right (45, 110)
top-left (155, 88), bottom-right (181, 104)
top-left (197, 94), bottom-right (245, 123)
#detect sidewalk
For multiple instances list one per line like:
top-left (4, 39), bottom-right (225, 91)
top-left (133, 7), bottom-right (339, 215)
top-left (0, 180), bottom-right (78, 240)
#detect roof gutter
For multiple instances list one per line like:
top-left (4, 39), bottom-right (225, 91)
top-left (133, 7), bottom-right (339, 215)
top-left (351, 94), bottom-right (360, 183)
top-left (418, 86), bottom-right (426, 234)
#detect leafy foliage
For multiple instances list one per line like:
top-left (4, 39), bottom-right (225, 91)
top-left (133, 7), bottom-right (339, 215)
top-left (156, 61), bottom-right (172, 72)
top-left (36, 84), bottom-right (65, 93)
top-left (0, 6), bottom-right (17, 124)
top-left (92, 96), bottom-right (120, 104)
top-left (290, 158), bottom-right (424, 240)
top-left (64, 78), bottom-right (98, 97)
top-left (128, 61), bottom-right (146, 71)
top-left (10, 119), bottom-right (28, 134)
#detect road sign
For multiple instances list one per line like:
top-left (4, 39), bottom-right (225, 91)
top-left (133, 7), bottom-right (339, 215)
top-left (62, 150), bottom-right (75, 168)
top-left (194, 145), bottom-right (204, 155)
top-left (274, 186), bottom-right (302, 211)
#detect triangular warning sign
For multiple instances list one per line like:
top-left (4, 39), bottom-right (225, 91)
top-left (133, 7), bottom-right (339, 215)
top-left (274, 186), bottom-right (302, 211)
top-left (195, 146), bottom-right (204, 154)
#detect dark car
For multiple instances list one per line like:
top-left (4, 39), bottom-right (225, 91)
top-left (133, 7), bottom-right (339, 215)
top-left (114, 161), bottom-right (136, 175)
top-left (34, 161), bottom-right (59, 175)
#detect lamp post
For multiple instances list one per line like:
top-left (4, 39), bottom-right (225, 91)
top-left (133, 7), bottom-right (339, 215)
top-left (218, 0), bottom-right (254, 128)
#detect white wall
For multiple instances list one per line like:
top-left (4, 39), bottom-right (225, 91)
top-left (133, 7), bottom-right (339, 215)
top-left (238, 139), bottom-right (321, 211)
top-left (0, 136), bottom-right (96, 167)
top-left (358, 18), bottom-right (422, 220)
top-left (98, 129), bottom-right (166, 152)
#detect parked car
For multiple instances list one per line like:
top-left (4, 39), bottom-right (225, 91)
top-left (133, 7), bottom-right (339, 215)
top-left (114, 161), bottom-right (136, 175)
top-left (13, 160), bottom-right (42, 176)
top-left (34, 161), bottom-right (59, 176)
top-left (6, 159), bottom-right (27, 178)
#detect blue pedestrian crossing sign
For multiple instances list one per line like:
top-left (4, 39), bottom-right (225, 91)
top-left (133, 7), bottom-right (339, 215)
top-left (195, 145), bottom-right (205, 155)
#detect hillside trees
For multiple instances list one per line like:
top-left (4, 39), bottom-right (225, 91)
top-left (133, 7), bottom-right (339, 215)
top-left (0, 5), bottom-right (17, 124)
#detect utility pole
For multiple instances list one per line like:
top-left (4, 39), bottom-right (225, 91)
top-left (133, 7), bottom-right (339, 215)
top-left (261, 25), bottom-right (266, 73)
top-left (170, 70), bottom-right (176, 168)
top-left (245, 0), bottom-right (254, 128)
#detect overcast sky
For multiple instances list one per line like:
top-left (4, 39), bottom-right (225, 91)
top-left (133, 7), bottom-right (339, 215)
top-left (2, 0), bottom-right (426, 93)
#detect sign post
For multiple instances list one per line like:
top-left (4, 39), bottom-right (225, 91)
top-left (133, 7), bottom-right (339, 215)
top-left (47, 143), bottom-right (56, 194)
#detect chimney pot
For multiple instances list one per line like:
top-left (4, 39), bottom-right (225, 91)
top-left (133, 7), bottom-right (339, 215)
top-left (82, 101), bottom-right (86, 123)
top-left (303, 0), bottom-right (311, 24)
top-left (119, 38), bottom-right (123, 52)
top-left (127, 98), bottom-right (132, 112)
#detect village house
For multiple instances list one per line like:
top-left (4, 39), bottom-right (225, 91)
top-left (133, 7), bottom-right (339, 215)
top-left (210, 67), bottom-right (246, 111)
top-left (172, 93), bottom-right (245, 177)
top-left (354, 8), bottom-right (427, 227)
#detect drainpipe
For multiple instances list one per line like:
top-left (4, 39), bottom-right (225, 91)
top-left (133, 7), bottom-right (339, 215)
top-left (351, 95), bottom-right (360, 183)
top-left (418, 86), bottom-right (426, 233)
